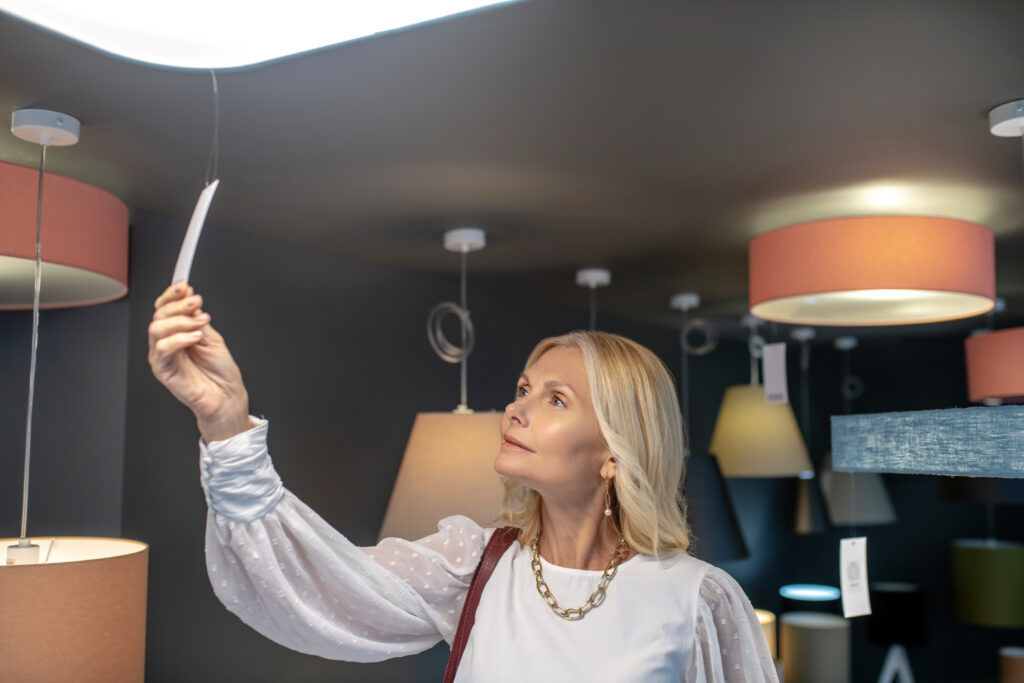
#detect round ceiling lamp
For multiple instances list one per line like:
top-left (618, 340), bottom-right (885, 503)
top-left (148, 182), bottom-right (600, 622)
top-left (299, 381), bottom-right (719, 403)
top-left (748, 216), bottom-right (995, 326)
top-left (965, 326), bottom-right (1024, 405)
top-left (1, 110), bottom-right (129, 310)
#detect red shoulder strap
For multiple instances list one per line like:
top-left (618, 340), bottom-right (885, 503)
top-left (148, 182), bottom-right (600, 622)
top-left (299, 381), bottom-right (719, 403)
top-left (443, 526), bottom-right (519, 683)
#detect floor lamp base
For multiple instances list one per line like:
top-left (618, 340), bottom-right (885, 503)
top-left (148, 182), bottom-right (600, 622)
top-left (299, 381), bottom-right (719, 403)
top-left (877, 644), bottom-right (915, 683)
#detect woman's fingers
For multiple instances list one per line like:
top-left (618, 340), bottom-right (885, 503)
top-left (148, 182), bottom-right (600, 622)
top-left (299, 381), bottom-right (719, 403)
top-left (155, 283), bottom-right (192, 310)
top-left (154, 293), bottom-right (204, 321)
top-left (151, 330), bottom-right (205, 363)
top-left (148, 312), bottom-right (210, 347)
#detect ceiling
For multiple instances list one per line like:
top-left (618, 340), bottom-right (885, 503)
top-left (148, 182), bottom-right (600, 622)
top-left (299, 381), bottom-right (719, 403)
top-left (2, 0), bottom-right (1023, 338)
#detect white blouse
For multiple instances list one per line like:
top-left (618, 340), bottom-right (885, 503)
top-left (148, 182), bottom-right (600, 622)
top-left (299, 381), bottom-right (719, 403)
top-left (201, 419), bottom-right (779, 682)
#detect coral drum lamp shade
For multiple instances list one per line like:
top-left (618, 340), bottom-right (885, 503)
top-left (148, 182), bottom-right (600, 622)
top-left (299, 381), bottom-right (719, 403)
top-left (749, 216), bottom-right (995, 325)
top-left (965, 327), bottom-right (1024, 405)
top-left (0, 160), bottom-right (129, 309)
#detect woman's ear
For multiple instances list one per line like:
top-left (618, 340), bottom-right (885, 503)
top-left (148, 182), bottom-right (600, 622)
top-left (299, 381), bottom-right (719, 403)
top-left (600, 456), bottom-right (618, 480)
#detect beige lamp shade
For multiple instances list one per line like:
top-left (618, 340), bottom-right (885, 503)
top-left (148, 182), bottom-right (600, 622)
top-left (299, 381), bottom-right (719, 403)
top-left (965, 327), bottom-right (1024, 404)
top-left (1002, 646), bottom-right (1024, 683)
top-left (755, 609), bottom-right (777, 659)
top-left (0, 537), bottom-right (148, 683)
top-left (780, 612), bottom-right (851, 683)
top-left (0, 160), bottom-right (129, 309)
top-left (749, 216), bottom-right (995, 325)
top-left (820, 451), bottom-right (897, 525)
top-left (709, 384), bottom-right (812, 477)
top-left (952, 539), bottom-right (1024, 628)
top-left (379, 411), bottom-right (504, 541)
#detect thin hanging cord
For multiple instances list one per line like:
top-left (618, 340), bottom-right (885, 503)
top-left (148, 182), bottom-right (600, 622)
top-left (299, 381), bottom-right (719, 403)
top-left (842, 347), bottom-right (857, 537)
top-left (19, 143), bottom-right (47, 541)
top-left (205, 69), bottom-right (220, 185)
top-left (459, 249), bottom-right (468, 409)
top-left (680, 310), bottom-right (690, 431)
top-left (589, 287), bottom-right (597, 331)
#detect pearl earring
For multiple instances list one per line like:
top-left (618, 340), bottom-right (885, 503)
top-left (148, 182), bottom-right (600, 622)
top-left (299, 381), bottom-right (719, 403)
top-left (604, 478), bottom-right (613, 517)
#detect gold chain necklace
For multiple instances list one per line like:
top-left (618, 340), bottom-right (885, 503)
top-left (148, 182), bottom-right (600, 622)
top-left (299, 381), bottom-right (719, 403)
top-left (529, 535), bottom-right (629, 621)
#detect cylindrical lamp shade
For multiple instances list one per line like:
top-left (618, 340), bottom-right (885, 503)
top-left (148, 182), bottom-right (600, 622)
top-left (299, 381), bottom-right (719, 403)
top-left (749, 216), bottom-right (994, 325)
top-left (780, 612), bottom-right (851, 683)
top-left (965, 327), bottom-right (1024, 404)
top-left (0, 160), bottom-right (129, 309)
top-left (1002, 647), bottom-right (1024, 683)
top-left (0, 538), bottom-right (148, 683)
top-left (755, 609), bottom-right (777, 659)
top-left (683, 452), bottom-right (748, 561)
top-left (869, 582), bottom-right (926, 646)
top-left (379, 411), bottom-right (504, 541)
top-left (821, 451), bottom-right (897, 525)
top-left (951, 539), bottom-right (1024, 628)
top-left (709, 385), bottom-right (812, 477)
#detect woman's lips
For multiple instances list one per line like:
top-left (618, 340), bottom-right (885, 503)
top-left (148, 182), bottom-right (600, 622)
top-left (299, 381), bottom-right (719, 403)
top-left (502, 435), bottom-right (534, 452)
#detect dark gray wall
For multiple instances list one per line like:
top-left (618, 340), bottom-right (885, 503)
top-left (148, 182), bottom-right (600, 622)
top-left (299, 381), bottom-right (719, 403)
top-left (1, 299), bottom-right (129, 539)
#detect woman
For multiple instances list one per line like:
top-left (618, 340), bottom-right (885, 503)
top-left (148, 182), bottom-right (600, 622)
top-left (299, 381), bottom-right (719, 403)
top-left (149, 283), bottom-right (778, 682)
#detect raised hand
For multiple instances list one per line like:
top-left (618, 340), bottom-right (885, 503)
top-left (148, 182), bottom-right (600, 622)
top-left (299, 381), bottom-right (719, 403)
top-left (148, 283), bottom-right (252, 442)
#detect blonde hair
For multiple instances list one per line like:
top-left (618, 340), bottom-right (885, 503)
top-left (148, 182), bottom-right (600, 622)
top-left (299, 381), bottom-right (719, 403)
top-left (499, 331), bottom-right (691, 557)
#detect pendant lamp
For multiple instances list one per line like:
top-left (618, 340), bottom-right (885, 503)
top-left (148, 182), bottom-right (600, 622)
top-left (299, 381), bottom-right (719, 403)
top-left (379, 228), bottom-right (503, 541)
top-left (0, 111), bottom-right (128, 309)
top-left (819, 337), bottom-right (896, 527)
top-left (710, 318), bottom-right (812, 478)
top-left (749, 215), bottom-right (995, 326)
top-left (965, 326), bottom-right (1024, 405)
top-left (1, 110), bottom-right (146, 683)
top-left (671, 293), bottom-right (747, 562)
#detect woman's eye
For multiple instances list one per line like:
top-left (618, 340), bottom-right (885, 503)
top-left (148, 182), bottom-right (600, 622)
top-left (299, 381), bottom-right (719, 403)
top-left (516, 385), bottom-right (528, 398)
top-left (552, 394), bottom-right (566, 408)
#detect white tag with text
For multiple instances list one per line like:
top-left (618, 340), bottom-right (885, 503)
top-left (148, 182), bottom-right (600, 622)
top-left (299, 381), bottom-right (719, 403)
top-left (762, 342), bottom-right (789, 404)
top-left (840, 537), bottom-right (871, 618)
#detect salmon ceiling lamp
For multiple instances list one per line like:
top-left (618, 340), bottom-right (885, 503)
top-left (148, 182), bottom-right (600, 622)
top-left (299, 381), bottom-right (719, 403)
top-left (965, 326), bottom-right (1024, 405)
top-left (749, 216), bottom-right (995, 326)
top-left (0, 111), bottom-right (128, 310)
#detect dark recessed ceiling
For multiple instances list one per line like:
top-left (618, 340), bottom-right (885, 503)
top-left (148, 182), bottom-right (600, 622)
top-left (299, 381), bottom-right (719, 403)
top-left (2, 1), bottom-right (1023, 338)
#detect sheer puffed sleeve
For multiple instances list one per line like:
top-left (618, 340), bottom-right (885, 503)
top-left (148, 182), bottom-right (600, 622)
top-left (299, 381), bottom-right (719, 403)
top-left (200, 419), bottom-right (490, 662)
top-left (685, 566), bottom-right (779, 683)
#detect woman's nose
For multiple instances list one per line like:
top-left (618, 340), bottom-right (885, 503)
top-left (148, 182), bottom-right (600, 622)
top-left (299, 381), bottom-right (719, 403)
top-left (505, 397), bottom-right (527, 425)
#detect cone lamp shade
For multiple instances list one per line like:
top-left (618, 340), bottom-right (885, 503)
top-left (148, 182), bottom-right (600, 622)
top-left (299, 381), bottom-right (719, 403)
top-left (820, 451), bottom-right (896, 525)
top-left (0, 160), bottom-right (129, 309)
top-left (709, 385), bottom-right (812, 477)
top-left (0, 537), bottom-right (148, 683)
top-left (965, 327), bottom-right (1024, 404)
top-left (749, 216), bottom-right (995, 326)
top-left (379, 411), bottom-right (504, 541)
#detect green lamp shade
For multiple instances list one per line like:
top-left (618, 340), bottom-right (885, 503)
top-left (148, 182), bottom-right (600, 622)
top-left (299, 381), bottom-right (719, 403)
top-left (951, 539), bottom-right (1024, 628)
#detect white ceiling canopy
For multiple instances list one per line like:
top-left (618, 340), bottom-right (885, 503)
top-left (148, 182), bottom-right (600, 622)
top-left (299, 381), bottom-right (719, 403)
top-left (0, 0), bottom-right (516, 69)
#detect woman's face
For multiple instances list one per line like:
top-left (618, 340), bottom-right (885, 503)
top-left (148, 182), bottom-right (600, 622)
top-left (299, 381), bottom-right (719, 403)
top-left (494, 346), bottom-right (615, 503)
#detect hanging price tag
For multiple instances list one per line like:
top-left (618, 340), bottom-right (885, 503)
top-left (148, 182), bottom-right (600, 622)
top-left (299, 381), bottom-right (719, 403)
top-left (840, 537), bottom-right (871, 617)
top-left (762, 342), bottom-right (789, 403)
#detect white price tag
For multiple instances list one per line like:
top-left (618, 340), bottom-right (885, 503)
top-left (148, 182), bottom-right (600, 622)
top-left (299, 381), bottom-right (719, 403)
top-left (840, 537), bottom-right (871, 618)
top-left (172, 179), bottom-right (220, 285)
top-left (762, 342), bottom-right (789, 404)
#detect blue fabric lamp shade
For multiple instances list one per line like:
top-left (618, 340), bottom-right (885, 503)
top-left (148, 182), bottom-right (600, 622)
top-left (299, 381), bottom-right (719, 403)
top-left (831, 406), bottom-right (1024, 478)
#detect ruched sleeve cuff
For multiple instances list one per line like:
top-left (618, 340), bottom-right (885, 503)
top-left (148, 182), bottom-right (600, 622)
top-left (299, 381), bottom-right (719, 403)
top-left (199, 417), bottom-right (284, 522)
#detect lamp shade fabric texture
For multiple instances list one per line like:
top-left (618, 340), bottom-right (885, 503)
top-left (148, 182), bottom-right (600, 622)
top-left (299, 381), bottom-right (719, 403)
top-left (965, 327), bottom-right (1024, 404)
top-left (831, 406), bottom-right (1024, 478)
top-left (709, 384), bottom-right (812, 477)
top-left (951, 539), bottom-right (1024, 629)
top-left (820, 451), bottom-right (897, 525)
top-left (0, 160), bottom-right (129, 309)
top-left (379, 411), bottom-right (504, 541)
top-left (749, 215), bottom-right (994, 325)
top-left (683, 452), bottom-right (748, 561)
top-left (0, 537), bottom-right (148, 683)
top-left (780, 612), bottom-right (851, 683)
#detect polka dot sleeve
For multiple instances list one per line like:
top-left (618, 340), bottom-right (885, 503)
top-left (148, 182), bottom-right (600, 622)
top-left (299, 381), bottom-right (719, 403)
top-left (685, 567), bottom-right (779, 682)
top-left (200, 419), bottom-right (490, 662)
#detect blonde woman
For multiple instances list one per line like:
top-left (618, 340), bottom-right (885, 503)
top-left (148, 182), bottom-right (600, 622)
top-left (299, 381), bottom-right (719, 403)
top-left (149, 283), bottom-right (777, 682)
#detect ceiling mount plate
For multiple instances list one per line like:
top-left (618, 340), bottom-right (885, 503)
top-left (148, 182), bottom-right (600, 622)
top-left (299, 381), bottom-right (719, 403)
top-left (670, 292), bottom-right (700, 312)
top-left (990, 100), bottom-right (1024, 137)
top-left (576, 268), bottom-right (611, 288)
top-left (443, 228), bottom-right (485, 253)
top-left (11, 109), bottom-right (80, 146)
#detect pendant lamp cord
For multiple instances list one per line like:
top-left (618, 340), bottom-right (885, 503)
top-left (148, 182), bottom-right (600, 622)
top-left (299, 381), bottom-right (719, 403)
top-left (459, 249), bottom-right (469, 409)
top-left (589, 287), bottom-right (597, 331)
top-left (841, 347), bottom-right (857, 538)
top-left (205, 69), bottom-right (220, 186)
top-left (20, 143), bottom-right (47, 542)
